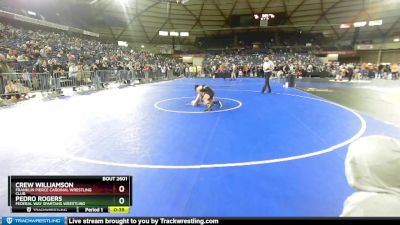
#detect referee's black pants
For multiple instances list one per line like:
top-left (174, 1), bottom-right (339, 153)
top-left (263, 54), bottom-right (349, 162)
top-left (261, 71), bottom-right (272, 93)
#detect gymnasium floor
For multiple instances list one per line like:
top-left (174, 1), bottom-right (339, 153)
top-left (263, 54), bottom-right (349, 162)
top-left (296, 78), bottom-right (400, 127)
top-left (0, 78), bottom-right (399, 217)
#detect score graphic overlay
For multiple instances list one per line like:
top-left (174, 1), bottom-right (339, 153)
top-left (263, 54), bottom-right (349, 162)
top-left (8, 176), bottom-right (132, 213)
top-left (258, 14), bottom-right (275, 27)
top-left (229, 13), bottom-right (287, 28)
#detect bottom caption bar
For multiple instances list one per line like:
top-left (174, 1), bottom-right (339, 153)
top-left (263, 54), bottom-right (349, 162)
top-left (2, 217), bottom-right (400, 225)
top-left (2, 217), bottom-right (221, 225)
top-left (68, 218), bottom-right (221, 225)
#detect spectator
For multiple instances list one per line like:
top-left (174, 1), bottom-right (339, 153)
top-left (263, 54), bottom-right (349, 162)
top-left (368, 63), bottom-right (375, 79)
top-left (5, 80), bottom-right (17, 96)
top-left (77, 62), bottom-right (86, 87)
top-left (354, 66), bottom-right (361, 80)
top-left (377, 64), bottom-right (384, 79)
top-left (68, 62), bottom-right (78, 91)
top-left (390, 63), bottom-right (398, 80)
top-left (347, 64), bottom-right (354, 82)
top-left (143, 64), bottom-right (150, 81)
top-left (21, 69), bottom-right (32, 88)
top-left (6, 49), bottom-right (16, 60)
top-left (0, 53), bottom-right (10, 95)
top-left (341, 135), bottom-right (400, 217)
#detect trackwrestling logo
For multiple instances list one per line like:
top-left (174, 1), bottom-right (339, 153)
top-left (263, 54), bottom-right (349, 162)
top-left (1, 217), bottom-right (64, 225)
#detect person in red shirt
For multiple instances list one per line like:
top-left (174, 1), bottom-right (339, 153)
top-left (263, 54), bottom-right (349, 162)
top-left (243, 64), bottom-right (249, 77)
top-left (143, 64), bottom-right (150, 81)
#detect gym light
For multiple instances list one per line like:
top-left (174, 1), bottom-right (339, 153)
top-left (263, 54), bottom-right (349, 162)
top-left (369, 20), bottom-right (382, 26)
top-left (117, 41), bottom-right (128, 47)
top-left (261, 13), bottom-right (275, 21)
top-left (394, 38), bottom-right (400, 42)
top-left (27, 11), bottom-right (36, 16)
top-left (159, 31), bottom-right (189, 37)
top-left (340, 23), bottom-right (352, 29)
top-left (169, 31), bottom-right (179, 37)
top-left (159, 31), bottom-right (169, 36)
top-left (353, 21), bottom-right (367, 27)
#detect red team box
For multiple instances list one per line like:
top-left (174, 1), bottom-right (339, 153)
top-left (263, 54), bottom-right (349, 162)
top-left (14, 182), bottom-right (130, 195)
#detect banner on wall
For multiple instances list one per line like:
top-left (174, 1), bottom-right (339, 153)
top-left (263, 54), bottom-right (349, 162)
top-left (356, 44), bottom-right (374, 50)
top-left (327, 54), bottom-right (339, 61)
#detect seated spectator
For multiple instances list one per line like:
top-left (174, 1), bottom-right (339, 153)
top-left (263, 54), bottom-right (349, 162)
top-left (341, 135), bottom-right (400, 217)
top-left (14, 79), bottom-right (30, 98)
top-left (6, 49), bottom-right (16, 60)
top-left (16, 53), bottom-right (28, 62)
top-left (5, 79), bottom-right (16, 92)
top-left (3, 79), bottom-right (30, 99)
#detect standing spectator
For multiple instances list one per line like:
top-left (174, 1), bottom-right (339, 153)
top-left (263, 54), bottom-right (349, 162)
top-left (347, 64), bottom-right (354, 82)
top-left (360, 63), bottom-right (367, 79)
top-left (143, 64), bottom-right (150, 81)
top-left (383, 64), bottom-right (390, 79)
top-left (331, 66), bottom-right (337, 79)
top-left (368, 63), bottom-right (375, 79)
top-left (341, 135), bottom-right (400, 217)
top-left (77, 62), bottom-right (85, 87)
top-left (21, 69), bottom-right (31, 88)
top-left (243, 64), bottom-right (249, 77)
top-left (336, 65), bottom-right (346, 81)
top-left (196, 65), bottom-right (202, 77)
top-left (167, 65), bottom-right (174, 79)
top-left (354, 66), bottom-right (361, 80)
top-left (160, 65), bottom-right (166, 78)
top-left (211, 65), bottom-right (216, 79)
top-left (68, 62), bottom-right (78, 91)
top-left (391, 63), bottom-right (398, 80)
top-left (218, 64), bottom-right (225, 80)
top-left (184, 65), bottom-right (189, 78)
top-left (117, 62), bottom-right (125, 83)
top-left (377, 64), bottom-right (384, 79)
top-left (67, 52), bottom-right (75, 62)
top-left (297, 65), bottom-right (306, 78)
top-left (307, 64), bottom-right (313, 75)
top-left (276, 69), bottom-right (284, 79)
top-left (0, 53), bottom-right (10, 95)
top-left (231, 63), bottom-right (237, 80)
top-left (283, 64), bottom-right (290, 77)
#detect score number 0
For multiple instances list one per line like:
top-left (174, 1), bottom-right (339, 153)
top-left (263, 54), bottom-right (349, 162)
top-left (118, 185), bottom-right (125, 205)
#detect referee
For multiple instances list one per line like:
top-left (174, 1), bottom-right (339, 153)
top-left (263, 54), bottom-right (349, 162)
top-left (261, 56), bottom-right (274, 93)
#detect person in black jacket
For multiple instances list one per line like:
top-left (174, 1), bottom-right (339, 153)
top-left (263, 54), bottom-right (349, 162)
top-left (347, 65), bottom-right (354, 82)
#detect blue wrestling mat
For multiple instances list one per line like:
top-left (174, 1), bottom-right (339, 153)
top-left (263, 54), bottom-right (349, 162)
top-left (0, 78), bottom-right (398, 217)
